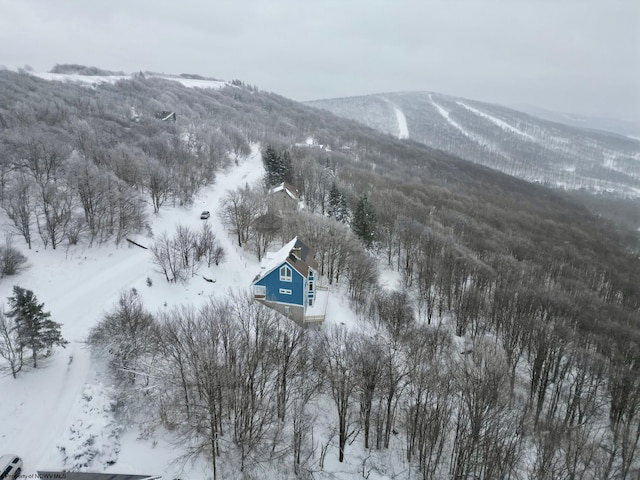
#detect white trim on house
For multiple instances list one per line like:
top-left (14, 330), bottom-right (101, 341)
top-left (280, 265), bottom-right (292, 282)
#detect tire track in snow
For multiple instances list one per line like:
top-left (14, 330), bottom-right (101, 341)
top-left (2, 246), bottom-right (154, 473)
top-left (0, 150), bottom-right (264, 474)
top-left (195, 147), bottom-right (265, 287)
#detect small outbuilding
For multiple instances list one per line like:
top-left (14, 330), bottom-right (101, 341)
top-left (267, 182), bottom-right (299, 213)
top-left (154, 111), bottom-right (176, 122)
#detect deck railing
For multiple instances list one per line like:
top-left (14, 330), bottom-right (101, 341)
top-left (303, 284), bottom-right (329, 325)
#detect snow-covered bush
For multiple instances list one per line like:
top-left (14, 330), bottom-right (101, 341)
top-left (0, 236), bottom-right (28, 277)
top-left (58, 383), bottom-right (122, 471)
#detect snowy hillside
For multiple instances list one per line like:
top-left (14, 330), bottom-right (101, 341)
top-left (0, 149), bottom-right (365, 479)
top-left (308, 92), bottom-right (640, 198)
top-left (0, 149), bottom-right (258, 477)
top-left (33, 72), bottom-right (228, 91)
top-left (511, 104), bottom-right (640, 139)
top-left (1, 68), bottom-right (639, 480)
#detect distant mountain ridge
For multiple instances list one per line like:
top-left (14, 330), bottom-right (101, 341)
top-left (307, 92), bottom-right (640, 198)
top-left (2, 67), bottom-right (640, 478)
top-left (509, 104), bottom-right (640, 139)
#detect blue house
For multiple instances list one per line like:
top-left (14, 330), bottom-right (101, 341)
top-left (251, 237), bottom-right (328, 326)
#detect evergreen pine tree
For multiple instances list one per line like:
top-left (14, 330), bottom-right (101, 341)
top-left (328, 182), bottom-right (340, 218)
top-left (328, 183), bottom-right (350, 223)
top-left (261, 145), bottom-right (281, 187)
top-left (352, 194), bottom-right (377, 248)
top-left (280, 150), bottom-right (294, 185)
top-left (262, 145), bottom-right (294, 187)
top-left (7, 285), bottom-right (67, 367)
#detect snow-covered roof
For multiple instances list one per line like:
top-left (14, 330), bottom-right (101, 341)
top-left (269, 182), bottom-right (298, 200)
top-left (257, 237), bottom-right (299, 279)
top-left (155, 111), bottom-right (176, 121)
top-left (253, 237), bottom-right (319, 282)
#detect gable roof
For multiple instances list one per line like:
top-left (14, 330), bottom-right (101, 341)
top-left (269, 182), bottom-right (298, 200)
top-left (155, 110), bottom-right (176, 121)
top-left (260, 237), bottom-right (298, 276)
top-left (253, 237), bottom-right (318, 282)
top-left (291, 238), bottom-right (318, 270)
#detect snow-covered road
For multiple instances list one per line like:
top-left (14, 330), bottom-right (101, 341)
top-left (0, 148), bottom-right (264, 475)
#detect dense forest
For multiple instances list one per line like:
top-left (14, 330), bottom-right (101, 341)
top-left (1, 68), bottom-right (639, 479)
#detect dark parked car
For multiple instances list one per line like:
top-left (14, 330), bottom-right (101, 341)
top-left (200, 211), bottom-right (211, 220)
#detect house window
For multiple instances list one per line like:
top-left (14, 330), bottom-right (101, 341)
top-left (279, 288), bottom-right (292, 295)
top-left (280, 265), bottom-right (292, 282)
top-left (308, 298), bottom-right (313, 307)
top-left (309, 281), bottom-right (314, 291)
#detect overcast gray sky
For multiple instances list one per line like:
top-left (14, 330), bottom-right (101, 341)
top-left (1, 0), bottom-right (639, 121)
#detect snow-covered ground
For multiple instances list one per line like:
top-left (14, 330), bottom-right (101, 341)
top-left (0, 146), bottom-right (368, 479)
top-left (0, 149), bottom-right (254, 477)
top-left (394, 106), bottom-right (409, 139)
top-left (429, 94), bottom-right (470, 138)
top-left (32, 72), bottom-right (228, 90)
top-left (429, 94), bottom-right (509, 158)
top-left (457, 101), bottom-right (534, 140)
top-left (382, 98), bottom-right (409, 139)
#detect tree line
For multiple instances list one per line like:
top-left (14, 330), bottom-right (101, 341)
top-left (213, 134), bottom-right (640, 477)
top-left (0, 71), bottom-right (252, 249)
top-left (88, 275), bottom-right (639, 479)
top-left (91, 137), bottom-right (640, 478)
top-left (1, 66), bottom-right (639, 478)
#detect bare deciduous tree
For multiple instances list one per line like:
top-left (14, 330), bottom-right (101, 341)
top-left (151, 232), bottom-right (183, 283)
top-left (0, 307), bottom-right (23, 378)
top-left (219, 184), bottom-right (263, 247)
top-left (5, 173), bottom-right (34, 249)
top-left (88, 289), bottom-right (155, 386)
top-left (404, 324), bottom-right (455, 479)
top-left (195, 222), bottom-right (226, 268)
top-left (113, 182), bottom-right (147, 245)
top-left (250, 211), bottom-right (281, 261)
top-left (145, 158), bottom-right (171, 213)
top-left (0, 236), bottom-right (28, 277)
top-left (450, 338), bottom-right (521, 479)
top-left (151, 225), bottom-right (212, 283)
top-left (352, 332), bottom-right (384, 450)
top-left (321, 325), bottom-right (358, 463)
top-left (36, 182), bottom-right (74, 249)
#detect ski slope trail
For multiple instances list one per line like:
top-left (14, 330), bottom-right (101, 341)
top-left (429, 93), bottom-right (470, 137)
top-left (457, 101), bottom-right (534, 140)
top-left (383, 98), bottom-right (409, 139)
top-left (394, 105), bottom-right (409, 139)
top-left (0, 149), bottom-right (264, 475)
